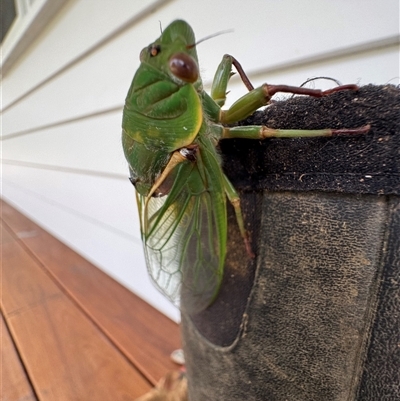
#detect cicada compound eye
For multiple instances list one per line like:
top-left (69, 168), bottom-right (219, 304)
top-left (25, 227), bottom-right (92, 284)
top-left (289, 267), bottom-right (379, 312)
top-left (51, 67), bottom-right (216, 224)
top-left (169, 52), bottom-right (199, 83)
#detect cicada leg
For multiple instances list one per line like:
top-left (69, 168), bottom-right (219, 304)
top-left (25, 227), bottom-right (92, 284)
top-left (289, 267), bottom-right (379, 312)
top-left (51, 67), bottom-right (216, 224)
top-left (221, 124), bottom-right (371, 140)
top-left (211, 54), bottom-right (254, 107)
top-left (146, 150), bottom-right (188, 199)
top-left (219, 82), bottom-right (363, 125)
top-left (146, 145), bottom-right (199, 199)
top-left (144, 148), bottom-right (197, 233)
top-left (222, 174), bottom-right (255, 258)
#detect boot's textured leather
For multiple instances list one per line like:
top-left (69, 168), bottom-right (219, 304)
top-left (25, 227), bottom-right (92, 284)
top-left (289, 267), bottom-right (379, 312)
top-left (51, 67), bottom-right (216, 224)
top-left (182, 85), bottom-right (400, 401)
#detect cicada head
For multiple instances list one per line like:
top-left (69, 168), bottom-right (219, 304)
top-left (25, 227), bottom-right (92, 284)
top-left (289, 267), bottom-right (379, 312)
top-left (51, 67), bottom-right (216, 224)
top-left (139, 20), bottom-right (201, 86)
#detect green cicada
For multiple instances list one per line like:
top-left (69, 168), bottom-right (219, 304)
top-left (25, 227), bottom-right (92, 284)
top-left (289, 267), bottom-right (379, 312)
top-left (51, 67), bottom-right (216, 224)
top-left (122, 20), bottom-right (369, 313)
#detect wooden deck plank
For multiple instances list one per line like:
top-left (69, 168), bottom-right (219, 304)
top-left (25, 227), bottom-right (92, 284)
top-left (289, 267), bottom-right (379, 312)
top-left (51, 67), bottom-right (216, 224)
top-left (1, 222), bottom-right (151, 400)
top-left (1, 313), bottom-right (37, 401)
top-left (0, 200), bottom-right (181, 386)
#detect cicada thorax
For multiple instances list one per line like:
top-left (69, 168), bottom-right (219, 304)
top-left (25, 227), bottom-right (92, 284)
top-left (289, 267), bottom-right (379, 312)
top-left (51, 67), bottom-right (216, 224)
top-left (121, 17), bottom-right (212, 199)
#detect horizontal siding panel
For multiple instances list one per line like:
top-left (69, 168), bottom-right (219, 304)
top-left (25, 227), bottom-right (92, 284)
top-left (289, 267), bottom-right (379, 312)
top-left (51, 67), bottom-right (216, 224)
top-left (153, 0), bottom-right (399, 81)
top-left (2, 30), bottom-right (138, 136)
top-left (2, 112), bottom-right (127, 175)
top-left (1, 0), bottom-right (170, 107)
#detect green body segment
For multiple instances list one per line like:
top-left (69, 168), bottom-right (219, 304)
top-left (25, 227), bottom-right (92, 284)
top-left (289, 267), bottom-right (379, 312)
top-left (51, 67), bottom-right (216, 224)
top-left (123, 67), bottom-right (203, 152)
top-left (211, 55), bottom-right (233, 107)
top-left (122, 20), bottom-right (230, 312)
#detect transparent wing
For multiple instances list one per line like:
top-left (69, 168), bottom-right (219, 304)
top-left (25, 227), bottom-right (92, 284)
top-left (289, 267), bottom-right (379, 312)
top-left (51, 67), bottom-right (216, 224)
top-left (137, 162), bottom-right (226, 313)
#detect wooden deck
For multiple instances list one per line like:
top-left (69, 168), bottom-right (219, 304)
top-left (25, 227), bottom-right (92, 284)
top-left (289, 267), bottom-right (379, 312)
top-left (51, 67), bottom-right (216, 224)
top-left (1, 199), bottom-right (181, 401)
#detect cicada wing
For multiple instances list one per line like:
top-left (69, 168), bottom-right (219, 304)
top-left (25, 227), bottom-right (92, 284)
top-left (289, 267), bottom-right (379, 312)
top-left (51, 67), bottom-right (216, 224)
top-left (179, 189), bottom-right (226, 313)
top-left (137, 163), bottom-right (226, 313)
top-left (137, 192), bottom-right (184, 305)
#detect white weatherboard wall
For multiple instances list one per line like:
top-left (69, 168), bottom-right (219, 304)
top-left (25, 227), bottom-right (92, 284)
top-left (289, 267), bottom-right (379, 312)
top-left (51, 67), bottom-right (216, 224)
top-left (2, 0), bottom-right (399, 322)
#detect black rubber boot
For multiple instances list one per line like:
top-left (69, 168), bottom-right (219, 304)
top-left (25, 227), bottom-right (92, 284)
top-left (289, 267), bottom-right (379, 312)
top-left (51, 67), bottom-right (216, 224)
top-left (181, 85), bottom-right (400, 401)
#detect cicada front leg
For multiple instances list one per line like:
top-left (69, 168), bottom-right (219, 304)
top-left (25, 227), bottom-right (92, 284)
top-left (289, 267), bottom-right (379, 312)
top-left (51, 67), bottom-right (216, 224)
top-left (211, 54), bottom-right (255, 107)
top-left (144, 146), bottom-right (198, 233)
top-left (146, 146), bottom-right (198, 199)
